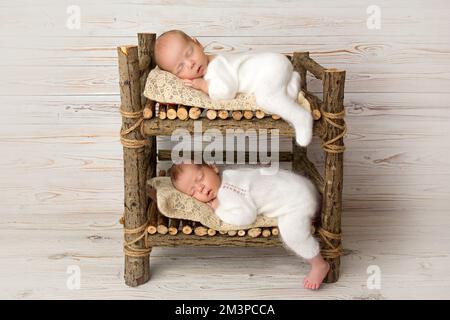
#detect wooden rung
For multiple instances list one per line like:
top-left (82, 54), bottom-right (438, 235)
top-left (147, 233), bottom-right (283, 247)
top-left (157, 149), bottom-right (293, 163)
top-left (179, 220), bottom-right (193, 235)
top-left (248, 228), bottom-right (262, 238)
top-left (143, 117), bottom-right (323, 138)
top-left (243, 110), bottom-right (254, 120)
top-left (188, 107), bottom-right (201, 120)
top-left (147, 201), bottom-right (158, 235)
top-left (158, 105), bottom-right (167, 119)
top-left (206, 109), bottom-right (217, 120)
top-left (262, 228), bottom-right (272, 237)
top-left (168, 218), bottom-right (179, 235)
top-left (177, 105), bottom-right (189, 120)
top-left (156, 211), bottom-right (168, 235)
top-left (255, 110), bottom-right (265, 119)
top-left (194, 225), bottom-right (208, 236)
top-left (271, 227), bottom-right (279, 236)
top-left (166, 105), bottom-right (177, 120)
top-left (218, 110), bottom-right (229, 119)
top-left (297, 54), bottom-right (325, 80)
top-left (232, 110), bottom-right (243, 121)
top-left (227, 230), bottom-right (237, 237)
top-left (143, 102), bottom-right (153, 119)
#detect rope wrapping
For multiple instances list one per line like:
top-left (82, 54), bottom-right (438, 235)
top-left (317, 227), bottom-right (343, 259)
top-left (316, 107), bottom-right (346, 259)
top-left (122, 216), bottom-right (151, 258)
top-left (320, 109), bottom-right (347, 154)
top-left (119, 107), bottom-right (149, 149)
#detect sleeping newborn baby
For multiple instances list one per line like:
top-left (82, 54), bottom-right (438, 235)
top-left (154, 29), bottom-right (313, 147)
top-left (169, 162), bottom-right (330, 290)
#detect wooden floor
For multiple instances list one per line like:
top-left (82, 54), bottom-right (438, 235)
top-left (1, 0), bottom-right (450, 299)
top-left (1, 203), bottom-right (449, 299)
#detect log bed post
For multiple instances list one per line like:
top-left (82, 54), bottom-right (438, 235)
top-left (321, 69), bottom-right (346, 283)
top-left (293, 52), bottom-right (309, 92)
top-left (138, 33), bottom-right (157, 183)
top-left (118, 32), bottom-right (156, 287)
top-left (292, 52), bottom-right (310, 177)
top-left (293, 52), bottom-right (345, 283)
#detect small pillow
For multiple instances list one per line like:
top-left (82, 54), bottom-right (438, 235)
top-left (143, 67), bottom-right (258, 111)
top-left (147, 176), bottom-right (277, 232)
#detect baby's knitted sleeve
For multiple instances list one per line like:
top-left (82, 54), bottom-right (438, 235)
top-left (214, 182), bottom-right (257, 226)
top-left (204, 56), bottom-right (238, 101)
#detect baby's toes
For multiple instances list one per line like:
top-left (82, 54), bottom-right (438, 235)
top-left (304, 279), bottom-right (313, 289)
top-left (303, 280), bottom-right (309, 289)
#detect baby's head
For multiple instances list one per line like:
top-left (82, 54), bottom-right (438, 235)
top-left (169, 162), bottom-right (221, 203)
top-left (155, 30), bottom-right (209, 80)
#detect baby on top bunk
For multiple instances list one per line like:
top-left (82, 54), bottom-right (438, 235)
top-left (169, 161), bottom-right (330, 290)
top-left (154, 29), bottom-right (313, 147)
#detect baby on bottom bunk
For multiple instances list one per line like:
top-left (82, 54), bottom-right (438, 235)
top-left (169, 162), bottom-right (330, 290)
top-left (154, 29), bottom-right (313, 147)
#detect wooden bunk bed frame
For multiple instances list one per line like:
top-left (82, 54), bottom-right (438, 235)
top-left (118, 33), bottom-right (346, 287)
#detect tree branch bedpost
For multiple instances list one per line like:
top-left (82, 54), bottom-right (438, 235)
top-left (292, 52), bottom-right (310, 177)
top-left (118, 32), bottom-right (156, 287)
top-left (321, 69), bottom-right (346, 283)
top-left (138, 33), bottom-right (157, 183)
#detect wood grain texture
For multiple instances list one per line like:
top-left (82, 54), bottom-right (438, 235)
top-left (1, 0), bottom-right (450, 299)
top-left (118, 45), bottom-right (151, 287)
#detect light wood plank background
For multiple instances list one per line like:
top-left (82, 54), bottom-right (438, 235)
top-left (0, 0), bottom-right (449, 299)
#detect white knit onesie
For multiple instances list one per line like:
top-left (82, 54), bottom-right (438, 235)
top-left (215, 167), bottom-right (320, 259)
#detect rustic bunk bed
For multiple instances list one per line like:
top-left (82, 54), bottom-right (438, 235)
top-left (118, 33), bottom-right (346, 287)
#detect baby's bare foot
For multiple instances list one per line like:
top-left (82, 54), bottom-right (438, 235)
top-left (303, 261), bottom-right (330, 290)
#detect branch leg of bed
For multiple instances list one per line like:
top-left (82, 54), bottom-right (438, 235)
top-left (320, 69), bottom-right (346, 283)
top-left (118, 43), bottom-right (154, 287)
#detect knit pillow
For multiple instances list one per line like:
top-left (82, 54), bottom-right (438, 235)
top-left (147, 176), bottom-right (277, 232)
top-left (143, 67), bottom-right (258, 111)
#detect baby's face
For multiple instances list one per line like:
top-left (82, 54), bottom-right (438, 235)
top-left (156, 35), bottom-right (208, 80)
top-left (173, 164), bottom-right (221, 203)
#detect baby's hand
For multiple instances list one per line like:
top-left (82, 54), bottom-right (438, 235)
top-left (206, 197), bottom-right (219, 210)
top-left (182, 78), bottom-right (208, 94)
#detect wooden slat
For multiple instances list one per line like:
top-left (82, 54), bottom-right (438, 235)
top-left (142, 117), bottom-right (323, 137)
top-left (147, 233), bottom-right (282, 247)
top-left (157, 149), bottom-right (293, 162)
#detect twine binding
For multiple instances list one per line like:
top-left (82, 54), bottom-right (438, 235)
top-left (122, 215), bottom-right (151, 258)
top-left (320, 109), bottom-right (347, 154)
top-left (119, 107), bottom-right (149, 149)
